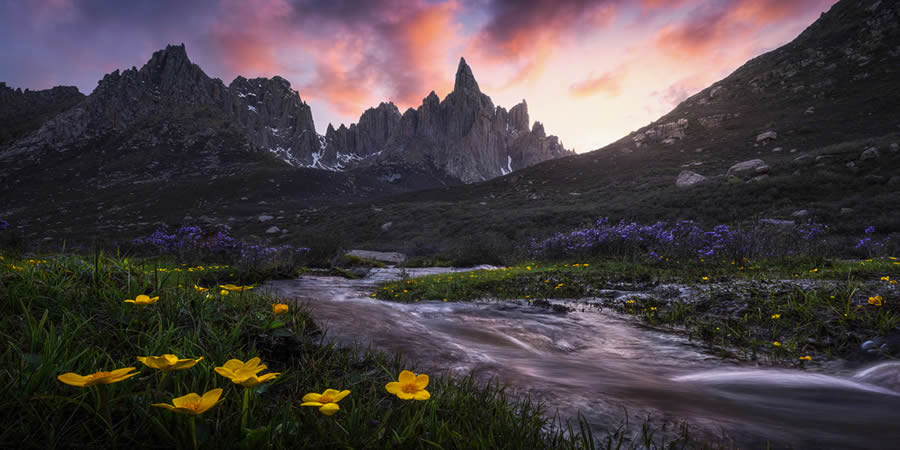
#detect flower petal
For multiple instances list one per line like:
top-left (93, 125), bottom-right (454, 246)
top-left (413, 389), bottom-right (431, 401)
top-left (108, 367), bottom-right (137, 378)
top-left (198, 388), bottom-right (223, 413)
top-left (332, 390), bottom-right (350, 402)
top-left (172, 393), bottom-right (202, 408)
top-left (319, 403), bottom-right (340, 416)
top-left (302, 393), bottom-right (322, 403)
top-left (385, 382), bottom-right (402, 394)
top-left (415, 374), bottom-right (429, 390)
top-left (57, 373), bottom-right (89, 387)
top-left (322, 389), bottom-right (341, 398)
top-left (152, 403), bottom-right (177, 411)
top-left (222, 359), bottom-right (245, 370)
top-left (300, 401), bottom-right (324, 407)
top-left (396, 391), bottom-right (415, 400)
top-left (398, 370), bottom-right (415, 384)
top-left (108, 371), bottom-right (139, 383)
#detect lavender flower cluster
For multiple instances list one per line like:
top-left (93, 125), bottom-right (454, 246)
top-left (529, 218), bottom-right (832, 260)
top-left (0, 219), bottom-right (8, 230)
top-left (132, 225), bottom-right (310, 269)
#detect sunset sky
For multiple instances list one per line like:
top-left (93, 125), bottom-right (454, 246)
top-left (1, 0), bottom-right (837, 152)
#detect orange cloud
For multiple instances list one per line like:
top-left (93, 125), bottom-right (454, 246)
top-left (569, 72), bottom-right (623, 98)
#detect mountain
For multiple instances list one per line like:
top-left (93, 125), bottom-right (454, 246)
top-left (0, 82), bottom-right (84, 146)
top-left (321, 58), bottom-right (573, 183)
top-left (0, 44), bottom-right (570, 242)
top-left (266, 0), bottom-right (900, 255)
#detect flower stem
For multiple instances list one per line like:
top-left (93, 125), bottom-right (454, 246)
top-left (241, 387), bottom-right (250, 430)
top-left (189, 416), bottom-right (198, 450)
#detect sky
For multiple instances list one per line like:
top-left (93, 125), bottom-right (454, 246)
top-left (1, 0), bottom-right (838, 152)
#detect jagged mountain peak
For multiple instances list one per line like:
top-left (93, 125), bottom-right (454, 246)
top-left (454, 57), bottom-right (480, 93)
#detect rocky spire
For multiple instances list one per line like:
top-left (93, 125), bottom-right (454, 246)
top-left (453, 57), bottom-right (480, 93)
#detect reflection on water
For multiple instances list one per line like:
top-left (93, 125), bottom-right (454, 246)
top-left (269, 267), bottom-right (900, 448)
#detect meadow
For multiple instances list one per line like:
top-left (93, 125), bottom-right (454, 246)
top-left (0, 253), bottom-right (639, 449)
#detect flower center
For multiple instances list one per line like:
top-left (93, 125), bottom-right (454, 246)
top-left (402, 383), bottom-right (418, 394)
top-left (318, 395), bottom-right (333, 403)
top-left (183, 401), bottom-right (201, 411)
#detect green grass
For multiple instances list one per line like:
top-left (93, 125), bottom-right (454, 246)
top-left (374, 256), bottom-right (900, 362)
top-left (0, 252), bottom-right (710, 449)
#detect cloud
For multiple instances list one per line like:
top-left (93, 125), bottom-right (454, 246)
top-left (468, 0), bottom-right (619, 85)
top-left (569, 72), bottom-right (623, 98)
top-left (651, 0), bottom-right (836, 57)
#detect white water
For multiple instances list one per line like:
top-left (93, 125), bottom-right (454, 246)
top-left (269, 267), bottom-right (900, 448)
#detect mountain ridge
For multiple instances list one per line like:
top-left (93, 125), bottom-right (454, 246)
top-left (0, 45), bottom-right (571, 183)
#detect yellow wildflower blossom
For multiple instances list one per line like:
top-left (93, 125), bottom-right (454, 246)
top-left (153, 389), bottom-right (222, 415)
top-left (58, 367), bottom-right (138, 387)
top-left (124, 295), bottom-right (159, 305)
top-left (385, 370), bottom-right (430, 400)
top-left (214, 357), bottom-right (279, 387)
top-left (137, 354), bottom-right (203, 371)
top-left (301, 389), bottom-right (350, 416)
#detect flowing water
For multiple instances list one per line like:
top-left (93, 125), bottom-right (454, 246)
top-left (269, 267), bottom-right (900, 448)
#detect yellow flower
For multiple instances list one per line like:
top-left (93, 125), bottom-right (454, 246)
top-left (881, 276), bottom-right (891, 281)
top-left (301, 389), bottom-right (350, 416)
top-left (220, 284), bottom-right (254, 292)
top-left (124, 295), bottom-right (159, 305)
top-left (891, 280), bottom-right (898, 285)
top-left (868, 296), bottom-right (884, 307)
top-left (799, 356), bottom-right (812, 361)
top-left (214, 357), bottom-right (279, 387)
top-left (193, 284), bottom-right (209, 292)
top-left (771, 314), bottom-right (781, 319)
top-left (809, 268), bottom-right (819, 273)
top-left (772, 341), bottom-right (782, 347)
top-left (701, 277), bottom-right (709, 281)
top-left (58, 367), bottom-right (138, 387)
top-left (583, 264), bottom-right (589, 267)
top-left (650, 307), bottom-right (657, 311)
top-left (137, 354), bottom-right (203, 371)
top-left (626, 299), bottom-right (635, 304)
top-left (272, 303), bottom-right (289, 314)
top-left (153, 388), bottom-right (222, 415)
top-left (220, 289), bottom-right (229, 296)
top-left (385, 370), bottom-right (430, 400)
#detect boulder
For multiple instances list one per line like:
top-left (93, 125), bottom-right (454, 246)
top-left (756, 131), bottom-right (777, 142)
top-left (265, 226), bottom-right (280, 234)
top-left (258, 215), bottom-right (274, 223)
top-left (792, 210), bottom-right (810, 217)
top-left (380, 221), bottom-right (393, 232)
top-left (727, 159), bottom-right (768, 177)
top-left (890, 143), bottom-right (899, 153)
top-left (860, 147), bottom-right (880, 161)
top-left (346, 249), bottom-right (407, 264)
top-left (675, 170), bottom-right (707, 188)
top-left (759, 218), bottom-right (795, 226)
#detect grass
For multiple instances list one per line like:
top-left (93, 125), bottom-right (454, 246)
top-left (374, 256), bottom-right (900, 362)
top-left (0, 252), bottom-right (707, 449)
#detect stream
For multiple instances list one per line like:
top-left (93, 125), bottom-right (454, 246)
top-left (269, 267), bottom-right (900, 449)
